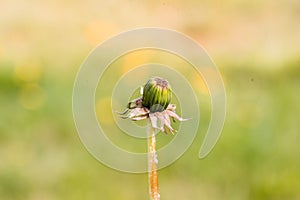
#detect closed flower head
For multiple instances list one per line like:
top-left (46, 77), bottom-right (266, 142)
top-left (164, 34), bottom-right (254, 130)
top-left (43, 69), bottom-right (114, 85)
top-left (118, 76), bottom-right (189, 134)
top-left (142, 77), bottom-right (172, 113)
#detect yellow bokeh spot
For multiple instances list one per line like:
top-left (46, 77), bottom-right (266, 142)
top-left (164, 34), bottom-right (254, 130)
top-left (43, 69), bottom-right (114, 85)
top-left (19, 83), bottom-right (45, 110)
top-left (192, 72), bottom-right (209, 96)
top-left (14, 60), bottom-right (42, 82)
top-left (96, 97), bottom-right (114, 125)
top-left (121, 51), bottom-right (149, 74)
top-left (84, 20), bottom-right (118, 46)
top-left (0, 45), bottom-right (2, 59)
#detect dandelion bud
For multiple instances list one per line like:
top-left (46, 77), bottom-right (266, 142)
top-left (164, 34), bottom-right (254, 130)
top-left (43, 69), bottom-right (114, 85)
top-left (142, 77), bottom-right (172, 113)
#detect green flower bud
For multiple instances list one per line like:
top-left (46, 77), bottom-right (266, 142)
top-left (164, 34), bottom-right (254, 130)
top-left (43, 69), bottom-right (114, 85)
top-left (142, 77), bottom-right (172, 113)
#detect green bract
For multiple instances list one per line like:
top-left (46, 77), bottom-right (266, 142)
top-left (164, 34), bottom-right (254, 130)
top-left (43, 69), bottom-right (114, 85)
top-left (142, 77), bottom-right (172, 113)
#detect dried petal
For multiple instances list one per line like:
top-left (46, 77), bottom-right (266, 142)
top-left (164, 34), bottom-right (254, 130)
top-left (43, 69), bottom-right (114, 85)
top-left (162, 112), bottom-right (175, 134)
top-left (128, 107), bottom-right (149, 119)
top-left (149, 112), bottom-right (165, 131)
top-left (131, 115), bottom-right (148, 121)
top-left (165, 110), bottom-right (190, 122)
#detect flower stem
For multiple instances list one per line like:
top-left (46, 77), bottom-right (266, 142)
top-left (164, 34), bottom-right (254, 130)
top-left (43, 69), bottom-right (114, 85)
top-left (148, 121), bottom-right (160, 200)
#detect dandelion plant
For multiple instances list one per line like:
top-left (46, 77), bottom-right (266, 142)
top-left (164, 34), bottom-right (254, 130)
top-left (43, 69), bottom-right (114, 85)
top-left (119, 77), bottom-right (189, 200)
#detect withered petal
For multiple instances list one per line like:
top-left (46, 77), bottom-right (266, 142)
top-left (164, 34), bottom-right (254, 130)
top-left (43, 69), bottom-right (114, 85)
top-left (128, 107), bottom-right (149, 119)
top-left (166, 110), bottom-right (190, 122)
top-left (149, 112), bottom-right (165, 131)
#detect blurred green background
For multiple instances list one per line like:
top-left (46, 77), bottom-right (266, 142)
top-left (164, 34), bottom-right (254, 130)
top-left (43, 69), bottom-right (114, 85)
top-left (1, 0), bottom-right (300, 199)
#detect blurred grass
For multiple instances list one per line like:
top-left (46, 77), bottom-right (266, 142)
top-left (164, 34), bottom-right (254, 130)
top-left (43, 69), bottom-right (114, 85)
top-left (1, 0), bottom-right (300, 199)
